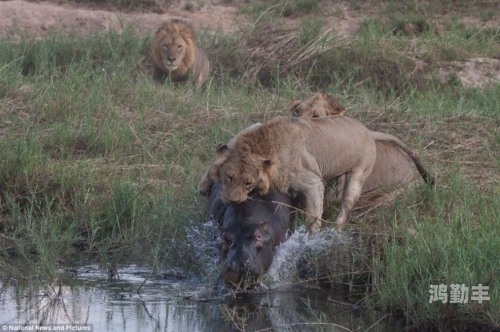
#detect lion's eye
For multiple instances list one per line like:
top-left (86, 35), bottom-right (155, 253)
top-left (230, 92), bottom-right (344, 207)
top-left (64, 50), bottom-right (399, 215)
top-left (294, 109), bottom-right (300, 116)
top-left (245, 182), bottom-right (253, 189)
top-left (312, 114), bottom-right (319, 118)
top-left (163, 45), bottom-right (168, 50)
top-left (177, 45), bottom-right (182, 51)
top-left (227, 176), bottom-right (233, 183)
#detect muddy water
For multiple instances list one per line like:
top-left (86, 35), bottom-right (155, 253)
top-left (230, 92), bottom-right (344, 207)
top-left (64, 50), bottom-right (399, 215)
top-left (0, 228), bottom-right (394, 331)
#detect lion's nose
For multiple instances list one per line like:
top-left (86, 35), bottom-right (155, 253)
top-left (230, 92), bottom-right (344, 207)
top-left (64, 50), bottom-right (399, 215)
top-left (167, 56), bottom-right (176, 63)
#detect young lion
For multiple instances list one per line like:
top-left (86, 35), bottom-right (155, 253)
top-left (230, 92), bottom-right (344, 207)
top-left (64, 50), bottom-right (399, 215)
top-left (198, 123), bottom-right (262, 196)
top-left (289, 93), bottom-right (435, 188)
top-left (213, 116), bottom-right (378, 233)
top-left (153, 18), bottom-right (210, 89)
top-left (289, 92), bottom-right (346, 118)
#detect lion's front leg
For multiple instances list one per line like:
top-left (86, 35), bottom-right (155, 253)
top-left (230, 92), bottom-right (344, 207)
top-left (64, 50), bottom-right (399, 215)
top-left (152, 65), bottom-right (166, 86)
top-left (294, 174), bottom-right (325, 233)
top-left (198, 168), bottom-right (213, 196)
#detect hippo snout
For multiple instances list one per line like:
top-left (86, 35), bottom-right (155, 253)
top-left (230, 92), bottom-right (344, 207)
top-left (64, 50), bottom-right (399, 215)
top-left (226, 259), bottom-right (252, 273)
top-left (226, 260), bottom-right (239, 272)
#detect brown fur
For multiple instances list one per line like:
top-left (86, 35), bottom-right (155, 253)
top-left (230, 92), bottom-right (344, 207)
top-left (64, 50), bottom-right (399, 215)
top-left (213, 116), bottom-right (378, 232)
top-left (288, 92), bottom-right (345, 118)
top-left (290, 93), bottom-right (435, 190)
top-left (152, 18), bottom-right (210, 89)
top-left (198, 123), bottom-right (262, 195)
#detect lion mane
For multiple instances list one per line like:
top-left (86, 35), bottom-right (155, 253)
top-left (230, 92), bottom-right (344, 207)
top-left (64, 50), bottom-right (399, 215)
top-left (152, 18), bottom-right (210, 89)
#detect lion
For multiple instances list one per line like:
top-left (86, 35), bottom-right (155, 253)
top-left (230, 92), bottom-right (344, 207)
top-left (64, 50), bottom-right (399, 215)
top-left (288, 92), bottom-right (346, 118)
top-left (289, 93), bottom-right (435, 195)
top-left (152, 18), bottom-right (210, 89)
top-left (211, 116), bottom-right (378, 233)
top-left (198, 123), bottom-right (262, 196)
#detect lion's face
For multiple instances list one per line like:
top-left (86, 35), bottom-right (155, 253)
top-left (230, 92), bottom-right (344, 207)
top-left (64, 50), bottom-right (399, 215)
top-left (216, 145), bottom-right (271, 204)
top-left (157, 33), bottom-right (188, 71)
top-left (289, 92), bottom-right (345, 118)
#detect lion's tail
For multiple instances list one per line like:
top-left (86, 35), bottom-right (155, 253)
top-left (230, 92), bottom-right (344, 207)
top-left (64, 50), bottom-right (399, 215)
top-left (370, 131), bottom-right (435, 186)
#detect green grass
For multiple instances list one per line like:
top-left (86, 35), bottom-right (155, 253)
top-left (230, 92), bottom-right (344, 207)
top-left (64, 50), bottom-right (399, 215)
top-left (0, 4), bottom-right (499, 329)
top-left (372, 176), bottom-right (500, 329)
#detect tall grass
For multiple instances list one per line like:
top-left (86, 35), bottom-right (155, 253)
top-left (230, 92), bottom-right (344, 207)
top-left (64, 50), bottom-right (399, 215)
top-left (371, 176), bottom-right (499, 329)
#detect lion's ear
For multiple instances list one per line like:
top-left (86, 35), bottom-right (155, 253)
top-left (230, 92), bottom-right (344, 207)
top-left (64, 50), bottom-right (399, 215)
top-left (327, 96), bottom-right (346, 115)
top-left (216, 143), bottom-right (228, 155)
top-left (289, 97), bottom-right (301, 107)
top-left (317, 92), bottom-right (328, 100)
top-left (262, 159), bottom-right (274, 169)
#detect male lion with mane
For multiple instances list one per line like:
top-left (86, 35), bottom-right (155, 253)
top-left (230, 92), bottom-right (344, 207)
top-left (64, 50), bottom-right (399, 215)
top-left (212, 116), bottom-right (378, 233)
top-left (288, 93), bottom-right (435, 198)
top-left (152, 18), bottom-right (210, 89)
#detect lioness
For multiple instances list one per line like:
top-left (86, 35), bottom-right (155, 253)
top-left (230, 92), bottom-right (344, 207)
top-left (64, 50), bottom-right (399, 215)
top-left (153, 18), bottom-right (210, 89)
top-left (289, 92), bottom-right (345, 118)
top-left (198, 123), bottom-right (262, 196)
top-left (289, 93), bottom-right (435, 189)
top-left (212, 116), bottom-right (378, 233)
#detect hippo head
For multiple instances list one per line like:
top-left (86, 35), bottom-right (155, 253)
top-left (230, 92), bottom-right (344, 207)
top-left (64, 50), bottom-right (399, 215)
top-left (220, 220), bottom-right (274, 286)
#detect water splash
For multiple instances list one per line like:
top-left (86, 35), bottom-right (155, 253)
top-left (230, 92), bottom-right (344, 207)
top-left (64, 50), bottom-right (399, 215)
top-left (265, 226), bottom-right (348, 287)
top-left (184, 219), bottom-right (221, 275)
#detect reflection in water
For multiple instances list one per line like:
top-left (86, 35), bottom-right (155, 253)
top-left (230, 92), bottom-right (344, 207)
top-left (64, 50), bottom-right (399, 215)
top-left (0, 265), bottom-right (393, 331)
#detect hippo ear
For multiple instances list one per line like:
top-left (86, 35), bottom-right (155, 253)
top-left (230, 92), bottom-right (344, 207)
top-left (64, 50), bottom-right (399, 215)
top-left (261, 219), bottom-right (270, 232)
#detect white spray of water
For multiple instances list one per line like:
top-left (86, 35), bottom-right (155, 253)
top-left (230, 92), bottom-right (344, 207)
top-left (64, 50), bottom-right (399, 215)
top-left (185, 219), bottom-right (221, 275)
top-left (264, 226), bottom-right (348, 288)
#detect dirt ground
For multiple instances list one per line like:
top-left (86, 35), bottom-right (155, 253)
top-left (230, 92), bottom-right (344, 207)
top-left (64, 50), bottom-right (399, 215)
top-left (0, 0), bottom-right (243, 36)
top-left (0, 0), bottom-right (499, 88)
top-left (0, 0), bottom-right (384, 38)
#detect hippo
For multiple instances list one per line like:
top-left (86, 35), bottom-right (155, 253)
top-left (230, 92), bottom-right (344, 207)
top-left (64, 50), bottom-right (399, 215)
top-left (207, 182), bottom-right (293, 286)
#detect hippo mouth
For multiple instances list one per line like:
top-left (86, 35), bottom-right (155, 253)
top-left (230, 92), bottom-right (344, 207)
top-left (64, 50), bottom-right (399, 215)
top-left (223, 267), bottom-right (260, 287)
top-left (223, 270), bottom-right (241, 286)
